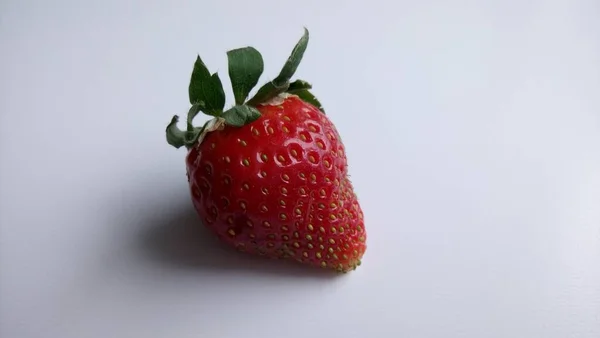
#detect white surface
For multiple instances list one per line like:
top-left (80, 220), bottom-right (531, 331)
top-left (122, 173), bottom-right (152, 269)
top-left (1, 0), bottom-right (599, 337)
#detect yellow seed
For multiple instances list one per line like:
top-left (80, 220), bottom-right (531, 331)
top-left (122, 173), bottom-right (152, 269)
top-left (243, 183), bottom-right (250, 190)
top-left (293, 231), bottom-right (299, 238)
top-left (310, 174), bottom-right (317, 182)
top-left (308, 224), bottom-right (314, 231)
top-left (282, 174), bottom-right (290, 182)
top-left (263, 221), bottom-right (271, 228)
top-left (239, 201), bottom-right (247, 210)
top-left (318, 203), bottom-right (325, 210)
top-left (339, 227), bottom-right (345, 233)
top-left (295, 208), bottom-right (302, 215)
top-left (324, 160), bottom-right (331, 168)
top-left (331, 227), bottom-right (337, 234)
top-left (359, 236), bottom-right (365, 242)
top-left (308, 125), bottom-right (317, 132)
top-left (280, 200), bottom-right (286, 206)
top-left (319, 227), bottom-right (325, 233)
top-left (303, 252), bottom-right (309, 258)
top-left (299, 173), bottom-right (306, 180)
top-left (242, 159), bottom-right (250, 166)
top-left (320, 189), bottom-right (326, 196)
top-left (240, 140), bottom-right (247, 146)
top-left (281, 187), bottom-right (288, 194)
top-left (330, 214), bottom-right (337, 220)
top-left (227, 229), bottom-right (236, 236)
top-left (332, 253), bottom-right (338, 259)
top-left (309, 155), bottom-right (316, 163)
top-left (293, 242), bottom-right (300, 248)
top-left (290, 149), bottom-right (298, 157)
top-left (282, 235), bottom-right (289, 241)
top-left (329, 238), bottom-right (336, 244)
top-left (282, 126), bottom-right (290, 133)
top-left (260, 171), bottom-right (267, 177)
top-left (281, 225), bottom-right (289, 231)
top-left (252, 128), bottom-right (259, 136)
top-left (306, 234), bottom-right (313, 241)
top-left (316, 252), bottom-right (322, 258)
top-left (267, 126), bottom-right (274, 134)
top-left (300, 134), bottom-right (307, 141)
top-left (280, 213), bottom-right (287, 220)
top-left (283, 116), bottom-right (291, 121)
top-left (321, 261), bottom-right (327, 268)
top-left (224, 156), bottom-right (231, 163)
top-left (261, 154), bottom-right (268, 162)
top-left (307, 243), bottom-right (314, 249)
top-left (317, 141), bottom-right (325, 149)
top-left (319, 244), bottom-right (325, 249)
top-left (328, 247), bottom-right (334, 253)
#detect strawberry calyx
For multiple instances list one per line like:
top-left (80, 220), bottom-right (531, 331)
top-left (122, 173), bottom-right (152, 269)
top-left (166, 28), bottom-right (325, 149)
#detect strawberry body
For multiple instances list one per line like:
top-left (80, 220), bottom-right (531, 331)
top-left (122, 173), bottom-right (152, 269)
top-left (186, 95), bottom-right (366, 271)
top-left (166, 29), bottom-right (367, 272)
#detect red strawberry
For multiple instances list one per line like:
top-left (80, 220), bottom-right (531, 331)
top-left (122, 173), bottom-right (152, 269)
top-left (166, 29), bottom-right (366, 272)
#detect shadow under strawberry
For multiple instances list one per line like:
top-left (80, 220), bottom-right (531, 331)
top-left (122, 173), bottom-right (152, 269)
top-left (136, 205), bottom-right (340, 279)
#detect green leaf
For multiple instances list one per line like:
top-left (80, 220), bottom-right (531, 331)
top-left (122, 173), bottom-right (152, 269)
top-left (209, 73), bottom-right (226, 113)
top-left (166, 115), bottom-right (187, 148)
top-left (292, 89), bottom-right (325, 113)
top-left (186, 103), bottom-right (203, 131)
top-left (287, 79), bottom-right (312, 92)
top-left (287, 79), bottom-right (322, 112)
top-left (184, 122), bottom-right (208, 145)
top-left (246, 80), bottom-right (290, 106)
top-left (246, 28), bottom-right (309, 106)
top-left (167, 114), bottom-right (213, 149)
top-left (227, 47), bottom-right (264, 105)
top-left (188, 55), bottom-right (226, 115)
top-left (221, 105), bottom-right (261, 127)
top-left (273, 28), bottom-right (310, 87)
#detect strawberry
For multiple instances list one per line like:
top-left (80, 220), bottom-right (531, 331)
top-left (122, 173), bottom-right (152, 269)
top-left (165, 29), bottom-right (366, 272)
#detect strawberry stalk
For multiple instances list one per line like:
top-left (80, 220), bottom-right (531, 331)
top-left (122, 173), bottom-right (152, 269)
top-left (166, 28), bottom-right (324, 149)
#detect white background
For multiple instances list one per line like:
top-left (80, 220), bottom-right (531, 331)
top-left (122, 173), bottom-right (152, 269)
top-left (1, 0), bottom-right (599, 337)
